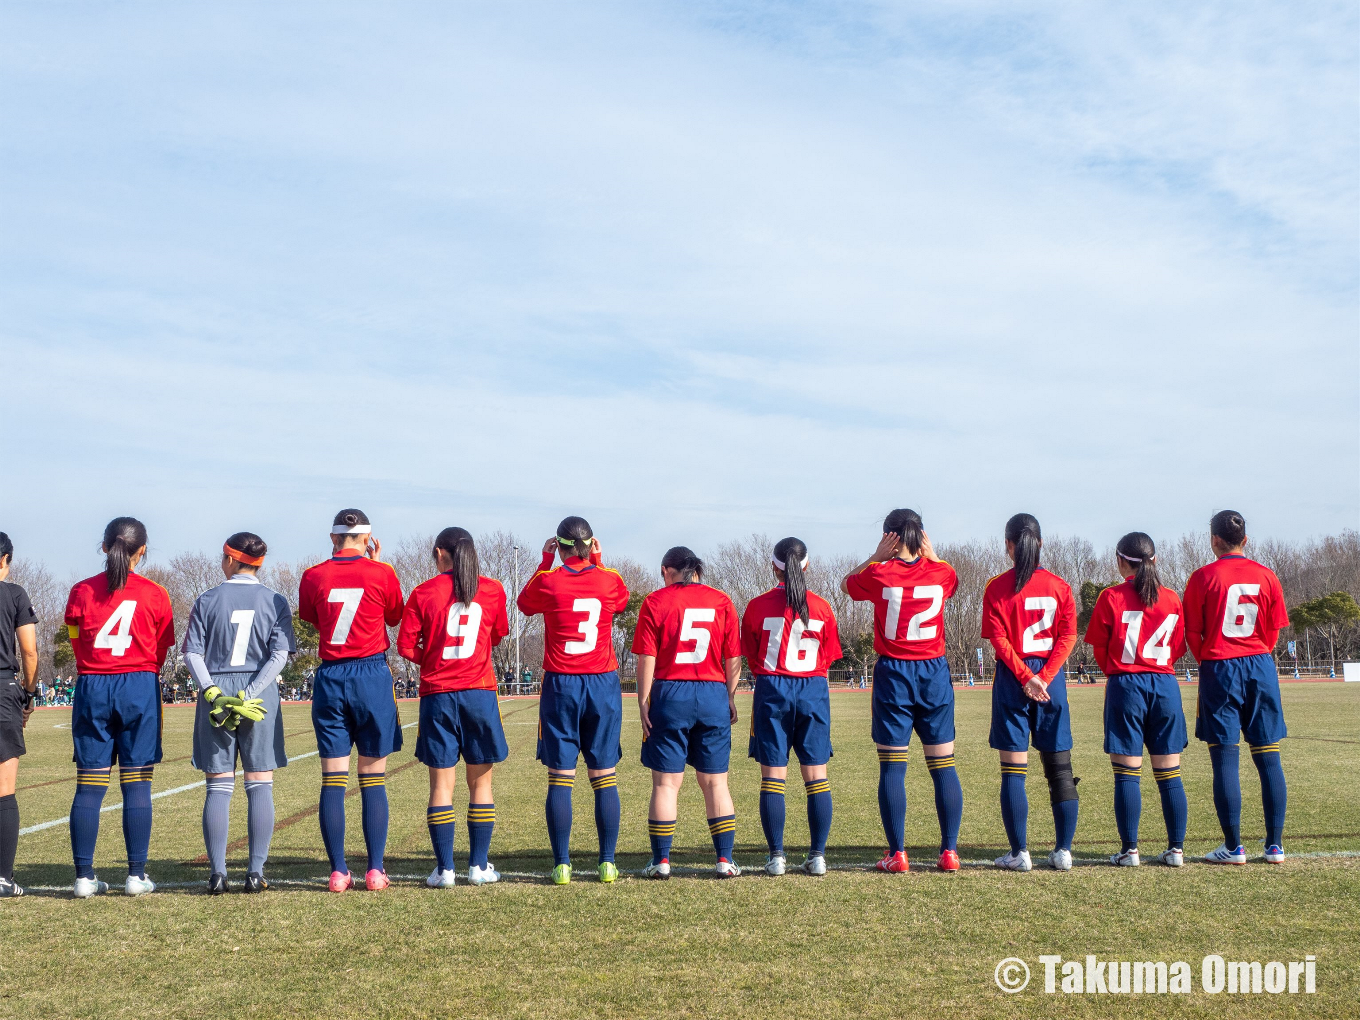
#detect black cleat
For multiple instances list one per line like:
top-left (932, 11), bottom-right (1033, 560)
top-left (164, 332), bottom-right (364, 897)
top-left (241, 873), bottom-right (269, 894)
top-left (208, 873), bottom-right (229, 896)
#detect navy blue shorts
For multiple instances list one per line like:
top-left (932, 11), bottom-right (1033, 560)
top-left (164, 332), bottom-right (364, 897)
top-left (311, 654), bottom-right (403, 759)
top-left (537, 671), bottom-right (622, 771)
top-left (1104, 671), bottom-right (1188, 756)
top-left (415, 688), bottom-right (508, 768)
top-left (641, 680), bottom-right (731, 774)
top-left (871, 656), bottom-right (955, 747)
top-left (988, 658), bottom-right (1072, 753)
top-left (1195, 654), bottom-right (1287, 747)
top-left (748, 675), bottom-right (832, 767)
top-left (72, 671), bottom-right (163, 769)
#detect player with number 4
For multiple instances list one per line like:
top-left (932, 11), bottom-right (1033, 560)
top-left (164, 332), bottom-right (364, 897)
top-left (843, 509), bottom-right (962, 873)
top-left (516, 517), bottom-right (630, 885)
top-left (298, 509), bottom-right (404, 892)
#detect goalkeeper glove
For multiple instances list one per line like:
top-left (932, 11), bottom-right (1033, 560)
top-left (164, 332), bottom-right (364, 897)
top-left (231, 690), bottom-right (268, 723)
top-left (203, 686), bottom-right (243, 728)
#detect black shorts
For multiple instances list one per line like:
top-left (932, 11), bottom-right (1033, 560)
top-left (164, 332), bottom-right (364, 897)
top-left (0, 676), bottom-right (26, 761)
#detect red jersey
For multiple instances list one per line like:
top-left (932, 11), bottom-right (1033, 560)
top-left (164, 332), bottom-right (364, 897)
top-left (631, 582), bottom-right (740, 682)
top-left (845, 557), bottom-right (958, 660)
top-left (298, 552), bottom-right (404, 661)
top-left (1083, 579), bottom-right (1187, 676)
top-left (740, 586), bottom-right (843, 677)
top-left (1182, 555), bottom-right (1289, 661)
top-left (397, 574), bottom-right (508, 694)
top-left (64, 572), bottom-right (175, 675)
top-left (517, 556), bottom-right (630, 674)
top-left (980, 568), bottom-right (1078, 683)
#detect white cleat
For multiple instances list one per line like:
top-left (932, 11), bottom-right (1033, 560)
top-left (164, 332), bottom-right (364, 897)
top-left (426, 867), bottom-right (457, 888)
top-left (1047, 848), bottom-right (1073, 872)
top-left (715, 858), bottom-right (741, 878)
top-left (466, 863), bottom-right (500, 886)
top-left (764, 853), bottom-right (786, 876)
top-left (642, 859), bottom-right (671, 880)
top-left (1157, 848), bottom-right (1184, 867)
top-left (1264, 844), bottom-right (1285, 864)
top-left (994, 849), bottom-right (1032, 872)
top-left (124, 874), bottom-right (156, 896)
top-left (1110, 850), bottom-right (1141, 867)
top-left (1204, 843), bottom-right (1247, 865)
top-left (802, 854), bottom-right (827, 876)
top-left (73, 876), bottom-right (108, 899)
top-left (0, 877), bottom-right (25, 898)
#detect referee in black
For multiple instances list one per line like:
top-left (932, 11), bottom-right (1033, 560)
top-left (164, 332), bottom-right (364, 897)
top-left (0, 532), bottom-right (40, 897)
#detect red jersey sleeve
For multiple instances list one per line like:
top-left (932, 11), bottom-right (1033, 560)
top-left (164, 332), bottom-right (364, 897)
top-left (382, 565), bottom-right (404, 626)
top-left (489, 591), bottom-right (510, 645)
top-left (153, 587), bottom-right (175, 670)
top-left (1182, 571), bottom-right (1206, 661)
top-left (1037, 584), bottom-right (1078, 683)
top-left (719, 600), bottom-right (740, 662)
top-left (818, 603), bottom-right (843, 664)
top-left (516, 569), bottom-right (550, 617)
top-left (297, 570), bottom-right (319, 628)
top-left (397, 590), bottom-right (424, 663)
top-left (605, 570), bottom-right (630, 615)
top-left (631, 596), bottom-right (659, 657)
top-left (1083, 590), bottom-right (1116, 677)
top-left (845, 565), bottom-right (879, 602)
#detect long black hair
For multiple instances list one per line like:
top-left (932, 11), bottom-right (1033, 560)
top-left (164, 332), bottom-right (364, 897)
top-left (103, 517), bottom-right (148, 594)
top-left (661, 546), bottom-right (703, 584)
top-left (433, 527), bottom-right (480, 604)
top-left (556, 516), bottom-right (593, 557)
top-left (883, 508), bottom-right (924, 557)
top-left (0, 531), bottom-right (11, 567)
top-left (1116, 532), bottom-right (1161, 608)
top-left (773, 536), bottom-right (810, 625)
top-left (1005, 513), bottom-right (1042, 593)
top-left (1210, 510), bottom-right (1247, 548)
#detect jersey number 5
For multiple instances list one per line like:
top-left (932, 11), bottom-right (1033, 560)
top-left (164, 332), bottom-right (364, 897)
top-left (93, 600), bottom-right (138, 657)
top-left (674, 607), bottom-right (716, 665)
top-left (564, 598), bottom-right (602, 655)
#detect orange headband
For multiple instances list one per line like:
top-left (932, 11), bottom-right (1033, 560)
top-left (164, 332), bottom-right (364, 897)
top-left (223, 542), bottom-right (264, 567)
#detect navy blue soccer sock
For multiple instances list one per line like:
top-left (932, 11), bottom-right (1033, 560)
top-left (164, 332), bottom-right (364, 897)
top-left (590, 772), bottom-right (620, 864)
top-left (1154, 765), bottom-right (1187, 850)
top-left (1112, 763), bottom-right (1142, 853)
top-left (647, 818), bottom-right (676, 865)
top-left (467, 803), bottom-right (495, 869)
top-left (546, 774), bottom-right (574, 867)
top-left (1052, 798), bottom-right (1079, 852)
top-left (0, 793), bottom-right (16, 883)
top-left (427, 805), bottom-right (456, 872)
top-left (119, 766), bottom-right (154, 879)
top-left (999, 762), bottom-right (1028, 853)
top-left (758, 777), bottom-right (786, 855)
top-left (804, 778), bottom-right (832, 857)
top-left (926, 754), bottom-right (962, 853)
top-left (70, 769), bottom-right (110, 879)
top-left (708, 814), bottom-right (736, 862)
top-left (876, 751), bottom-right (908, 854)
top-left (358, 772), bottom-right (388, 873)
top-left (1208, 744), bottom-right (1243, 849)
top-left (319, 771), bottom-right (349, 874)
top-left (1251, 745), bottom-right (1287, 848)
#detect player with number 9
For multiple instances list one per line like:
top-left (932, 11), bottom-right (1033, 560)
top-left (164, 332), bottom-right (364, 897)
top-left (397, 527), bottom-right (509, 888)
top-left (516, 517), bottom-right (630, 885)
top-left (63, 517), bottom-right (175, 898)
top-left (842, 509), bottom-right (961, 873)
top-left (1083, 532), bottom-right (1189, 868)
top-left (298, 509), bottom-right (405, 892)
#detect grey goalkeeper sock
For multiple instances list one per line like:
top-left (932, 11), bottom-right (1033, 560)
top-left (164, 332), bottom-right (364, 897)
top-left (202, 777), bottom-right (235, 875)
top-left (245, 779), bottom-right (275, 876)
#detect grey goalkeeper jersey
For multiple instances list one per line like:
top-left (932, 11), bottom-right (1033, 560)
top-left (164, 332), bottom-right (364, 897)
top-left (183, 576), bottom-right (296, 692)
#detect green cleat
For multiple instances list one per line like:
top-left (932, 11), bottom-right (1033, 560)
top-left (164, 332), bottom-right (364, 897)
top-left (597, 861), bottom-right (618, 884)
top-left (551, 863), bottom-right (572, 885)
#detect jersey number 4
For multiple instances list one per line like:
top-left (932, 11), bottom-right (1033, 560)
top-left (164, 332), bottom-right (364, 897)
top-left (93, 600), bottom-right (137, 657)
top-left (1120, 611), bottom-right (1179, 666)
top-left (881, 585), bottom-right (944, 641)
top-left (761, 617), bottom-right (824, 673)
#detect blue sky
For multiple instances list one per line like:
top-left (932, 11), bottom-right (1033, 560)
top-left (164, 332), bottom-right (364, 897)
top-left (3, 1), bottom-right (1357, 575)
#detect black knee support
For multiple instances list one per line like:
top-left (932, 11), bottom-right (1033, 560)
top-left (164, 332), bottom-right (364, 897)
top-left (1041, 750), bottom-right (1079, 805)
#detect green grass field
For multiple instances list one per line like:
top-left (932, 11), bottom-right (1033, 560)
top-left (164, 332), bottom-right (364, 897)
top-left (3, 683), bottom-right (1358, 1019)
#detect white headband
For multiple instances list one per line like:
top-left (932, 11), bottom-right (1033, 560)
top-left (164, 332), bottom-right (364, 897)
top-left (331, 524), bottom-right (372, 535)
top-left (772, 555), bottom-right (809, 571)
top-left (1118, 552), bottom-right (1152, 563)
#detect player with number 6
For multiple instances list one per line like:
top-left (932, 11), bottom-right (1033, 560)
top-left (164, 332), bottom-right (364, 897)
top-left (843, 509), bottom-right (962, 873)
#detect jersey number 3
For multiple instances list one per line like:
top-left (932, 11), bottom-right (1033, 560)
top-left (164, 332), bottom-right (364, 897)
top-left (564, 598), bottom-right (602, 655)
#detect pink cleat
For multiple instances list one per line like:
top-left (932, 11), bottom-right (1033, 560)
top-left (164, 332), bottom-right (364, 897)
top-left (365, 869), bottom-right (390, 891)
top-left (328, 870), bottom-right (354, 893)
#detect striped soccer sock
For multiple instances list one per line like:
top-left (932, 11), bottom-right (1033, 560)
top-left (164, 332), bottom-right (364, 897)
top-left (467, 803), bottom-right (496, 869)
top-left (926, 754), bottom-right (963, 853)
top-left (244, 779), bottom-right (274, 876)
top-left (804, 778), bottom-right (832, 857)
top-left (319, 770), bottom-right (349, 874)
top-left (1153, 765), bottom-right (1187, 850)
top-left (546, 773), bottom-right (575, 867)
top-left (1251, 744), bottom-right (1287, 848)
top-left (876, 750), bottom-right (909, 854)
top-left (70, 768), bottom-right (111, 880)
top-left (647, 818), bottom-right (676, 865)
top-left (590, 772), bottom-right (620, 864)
top-left (999, 761), bottom-right (1029, 854)
top-left (1208, 744), bottom-right (1243, 849)
top-left (1112, 762), bottom-right (1142, 853)
top-left (427, 804), bottom-right (456, 873)
top-left (119, 766), bottom-right (154, 879)
top-left (708, 814), bottom-right (736, 862)
top-left (758, 777), bottom-right (786, 855)
top-left (358, 772), bottom-right (388, 874)
top-left (202, 777), bottom-right (235, 876)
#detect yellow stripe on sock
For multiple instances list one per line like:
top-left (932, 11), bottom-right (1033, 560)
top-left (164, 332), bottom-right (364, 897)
top-left (926, 757), bottom-right (956, 770)
top-left (548, 776), bottom-right (575, 787)
top-left (805, 780), bottom-right (830, 795)
top-left (589, 774), bottom-right (617, 789)
top-left (708, 822), bottom-right (737, 835)
top-left (1250, 744), bottom-right (1280, 754)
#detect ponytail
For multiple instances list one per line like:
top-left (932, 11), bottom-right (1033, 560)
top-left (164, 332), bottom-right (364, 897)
top-left (883, 508), bottom-right (925, 557)
top-left (1004, 513), bottom-right (1042, 593)
top-left (661, 546), bottom-right (703, 584)
top-left (102, 517), bottom-right (148, 595)
top-left (773, 536), bottom-right (810, 625)
top-left (1116, 532), bottom-right (1160, 608)
top-left (433, 527), bottom-right (480, 605)
top-left (556, 515), bottom-right (594, 558)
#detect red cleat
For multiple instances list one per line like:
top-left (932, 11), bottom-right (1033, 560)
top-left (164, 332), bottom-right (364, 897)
top-left (328, 870), bottom-right (354, 893)
top-left (365, 869), bottom-right (390, 891)
top-left (876, 850), bottom-right (910, 873)
top-left (937, 849), bottom-right (960, 872)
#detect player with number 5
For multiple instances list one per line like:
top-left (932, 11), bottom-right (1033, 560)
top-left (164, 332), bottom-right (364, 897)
top-left (298, 509), bottom-right (405, 892)
top-left (843, 509), bottom-right (961, 873)
top-left (63, 517), bottom-right (175, 898)
top-left (516, 517), bottom-right (630, 885)
top-left (1183, 510), bottom-right (1290, 866)
top-left (397, 527), bottom-right (509, 889)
